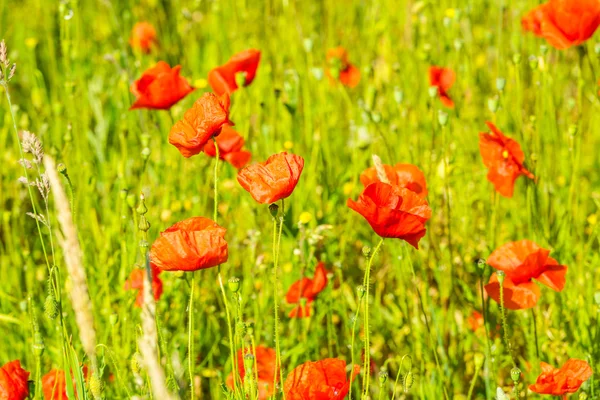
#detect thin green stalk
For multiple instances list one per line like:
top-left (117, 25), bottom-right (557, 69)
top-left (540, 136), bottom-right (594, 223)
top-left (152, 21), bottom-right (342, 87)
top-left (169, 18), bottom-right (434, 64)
top-left (362, 238), bottom-right (384, 398)
top-left (348, 292), bottom-right (362, 400)
top-left (188, 274), bottom-right (195, 400)
top-left (273, 199), bottom-right (285, 398)
top-left (531, 308), bottom-right (540, 361)
top-left (498, 275), bottom-right (516, 367)
top-left (466, 359), bottom-right (482, 400)
top-left (479, 274), bottom-right (492, 399)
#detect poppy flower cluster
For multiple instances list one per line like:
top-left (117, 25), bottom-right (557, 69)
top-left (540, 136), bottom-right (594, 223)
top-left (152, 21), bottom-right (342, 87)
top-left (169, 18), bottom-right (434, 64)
top-left (284, 358), bottom-right (359, 399)
top-left (484, 240), bottom-right (567, 310)
top-left (203, 125), bottom-right (251, 169)
top-left (348, 182), bottom-right (432, 248)
top-left (41, 367), bottom-right (89, 400)
top-left (429, 66), bottom-right (455, 108)
top-left (0, 360), bottom-right (29, 400)
top-left (326, 47), bottom-right (361, 88)
top-left (285, 262), bottom-right (328, 317)
top-left (238, 152), bottom-right (305, 204)
top-left (124, 263), bottom-right (163, 307)
top-left (529, 359), bottom-right (593, 397)
top-left (226, 346), bottom-right (278, 400)
top-left (129, 61), bottom-right (195, 110)
top-left (479, 122), bottom-right (534, 198)
top-left (208, 49), bottom-right (261, 96)
top-left (150, 217), bottom-right (228, 272)
top-left (522, 0), bottom-right (600, 49)
top-left (168, 93), bottom-right (233, 158)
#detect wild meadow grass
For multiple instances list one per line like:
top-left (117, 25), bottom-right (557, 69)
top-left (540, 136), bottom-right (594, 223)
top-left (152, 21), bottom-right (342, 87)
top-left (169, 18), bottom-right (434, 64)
top-left (1, 0), bottom-right (600, 398)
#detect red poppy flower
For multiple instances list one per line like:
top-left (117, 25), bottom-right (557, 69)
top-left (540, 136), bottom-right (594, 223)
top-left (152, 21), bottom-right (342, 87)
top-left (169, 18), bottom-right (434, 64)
top-left (429, 66), bottom-right (455, 108)
top-left (129, 22), bottom-right (157, 53)
top-left (326, 47), bottom-right (361, 88)
top-left (208, 49), bottom-right (261, 96)
top-left (41, 367), bottom-right (88, 400)
top-left (522, 0), bottom-right (600, 49)
top-left (347, 182), bottom-right (432, 249)
top-left (124, 264), bottom-right (163, 307)
top-left (237, 152), bottom-right (304, 204)
top-left (0, 360), bottom-right (30, 400)
top-left (284, 358), bottom-right (360, 400)
top-left (529, 359), bottom-right (592, 397)
top-left (484, 240), bottom-right (567, 310)
top-left (169, 93), bottom-right (232, 158)
top-left (203, 125), bottom-right (251, 169)
top-left (286, 262), bottom-right (328, 318)
top-left (467, 311), bottom-right (484, 332)
top-left (150, 217), bottom-right (228, 272)
top-left (226, 346), bottom-right (278, 400)
top-left (479, 121), bottom-right (534, 198)
top-left (360, 163), bottom-right (428, 198)
top-left (130, 61), bottom-right (195, 110)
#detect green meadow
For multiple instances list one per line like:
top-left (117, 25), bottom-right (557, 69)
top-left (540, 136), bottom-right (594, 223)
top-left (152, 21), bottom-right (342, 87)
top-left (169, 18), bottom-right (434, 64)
top-left (1, 0), bottom-right (600, 398)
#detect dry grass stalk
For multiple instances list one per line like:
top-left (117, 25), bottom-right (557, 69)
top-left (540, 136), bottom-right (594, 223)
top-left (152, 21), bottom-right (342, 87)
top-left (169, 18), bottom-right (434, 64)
top-left (372, 154), bottom-right (390, 184)
top-left (138, 263), bottom-right (179, 400)
top-left (43, 156), bottom-right (97, 366)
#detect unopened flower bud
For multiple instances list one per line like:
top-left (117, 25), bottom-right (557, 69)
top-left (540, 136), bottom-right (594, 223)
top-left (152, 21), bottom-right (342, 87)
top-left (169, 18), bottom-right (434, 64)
top-left (529, 55), bottom-right (538, 70)
top-left (497, 271), bottom-right (506, 285)
top-left (512, 53), bottom-right (522, 65)
top-left (511, 367), bottom-right (521, 382)
top-left (428, 86), bottom-right (438, 98)
top-left (496, 78), bottom-right (506, 92)
top-left (269, 203), bottom-right (279, 218)
top-left (379, 370), bottom-right (388, 384)
top-left (438, 110), bottom-right (449, 126)
top-left (243, 353), bottom-right (255, 373)
top-left (357, 285), bottom-right (366, 299)
top-left (109, 313), bottom-right (118, 326)
top-left (33, 331), bottom-right (45, 357)
top-left (403, 371), bottom-right (414, 393)
top-left (57, 163), bottom-right (67, 175)
top-left (488, 96), bottom-right (499, 113)
top-left (228, 276), bottom-right (241, 293)
top-left (44, 294), bottom-right (59, 320)
top-left (474, 352), bottom-right (485, 368)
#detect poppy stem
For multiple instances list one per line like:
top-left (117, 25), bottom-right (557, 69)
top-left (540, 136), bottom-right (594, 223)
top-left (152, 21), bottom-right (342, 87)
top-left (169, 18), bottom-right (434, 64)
top-left (362, 238), bottom-right (384, 398)
top-left (479, 272), bottom-right (493, 398)
top-left (348, 289), bottom-right (362, 400)
top-left (273, 199), bottom-right (285, 398)
top-left (213, 137), bottom-right (220, 221)
top-left (217, 267), bottom-right (239, 395)
top-left (188, 274), bottom-right (195, 400)
top-left (498, 277), bottom-right (517, 368)
top-left (531, 308), bottom-right (540, 361)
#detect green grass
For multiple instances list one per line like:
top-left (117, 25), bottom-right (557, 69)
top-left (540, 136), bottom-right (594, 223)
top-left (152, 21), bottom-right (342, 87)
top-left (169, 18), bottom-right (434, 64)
top-left (1, 0), bottom-right (600, 398)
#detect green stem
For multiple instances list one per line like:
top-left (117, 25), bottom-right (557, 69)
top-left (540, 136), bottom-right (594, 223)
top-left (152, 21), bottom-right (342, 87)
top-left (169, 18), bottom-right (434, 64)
top-left (348, 295), bottom-right (362, 400)
top-left (466, 360), bottom-right (482, 400)
top-left (218, 267), bottom-right (238, 395)
top-left (479, 275), bottom-right (492, 398)
top-left (188, 274), bottom-right (195, 400)
top-left (498, 277), bottom-right (516, 368)
top-left (531, 308), bottom-right (540, 361)
top-left (273, 199), bottom-right (285, 398)
top-left (362, 238), bottom-right (384, 398)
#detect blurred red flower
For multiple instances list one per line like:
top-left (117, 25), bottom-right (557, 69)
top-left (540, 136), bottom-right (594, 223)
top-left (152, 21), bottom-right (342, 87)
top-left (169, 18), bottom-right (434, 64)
top-left (129, 22), bottom-right (157, 53)
top-left (237, 152), bottom-right (304, 204)
top-left (203, 125), bottom-right (251, 169)
top-left (150, 217), bottom-right (228, 272)
top-left (429, 66), bottom-right (455, 108)
top-left (227, 346), bottom-right (278, 400)
top-left (479, 121), bottom-right (534, 198)
top-left (0, 360), bottom-right (30, 400)
top-left (124, 264), bottom-right (163, 307)
top-left (326, 47), bottom-right (361, 88)
top-left (467, 311), bottom-right (484, 332)
top-left (529, 359), bottom-right (592, 396)
top-left (286, 262), bottom-right (328, 318)
top-left (347, 182), bottom-right (432, 249)
top-left (284, 358), bottom-right (359, 400)
top-left (130, 61), bottom-right (194, 110)
top-left (208, 49), bottom-right (261, 96)
top-left (522, 0), bottom-right (600, 49)
top-left (169, 93), bottom-right (232, 158)
top-left (360, 163), bottom-right (428, 198)
top-left (484, 240), bottom-right (567, 310)
top-left (42, 367), bottom-right (88, 400)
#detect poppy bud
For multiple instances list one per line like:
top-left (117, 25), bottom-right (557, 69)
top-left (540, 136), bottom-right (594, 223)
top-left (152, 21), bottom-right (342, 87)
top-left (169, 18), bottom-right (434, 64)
top-left (131, 353), bottom-right (142, 375)
top-left (379, 370), bottom-right (388, 384)
top-left (362, 247), bottom-right (372, 259)
top-left (269, 203), bottom-right (279, 218)
top-left (528, 55), bottom-right (538, 70)
top-left (44, 294), bottom-right (59, 320)
top-left (510, 367), bottom-right (521, 382)
top-left (357, 285), bottom-right (366, 298)
top-left (141, 147), bottom-right (151, 161)
top-left (138, 218), bottom-right (150, 232)
top-left (90, 372), bottom-right (104, 399)
top-left (57, 163), bottom-right (67, 175)
top-left (403, 371), bottom-right (414, 393)
top-left (109, 313), bottom-right (118, 326)
top-left (496, 78), bottom-right (506, 92)
top-left (33, 331), bottom-right (45, 357)
top-left (496, 270), bottom-right (506, 285)
top-left (438, 110), bottom-right (449, 126)
top-left (228, 276), bottom-right (241, 293)
top-left (243, 353), bottom-right (255, 373)
top-left (428, 86), bottom-right (438, 98)
top-left (488, 96), bottom-right (499, 113)
top-left (513, 53), bottom-right (522, 65)
top-left (476, 258), bottom-right (486, 270)
top-left (136, 194), bottom-right (148, 215)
